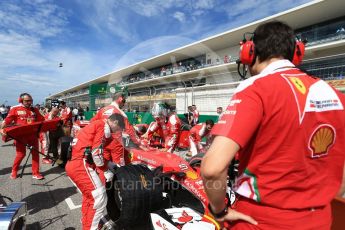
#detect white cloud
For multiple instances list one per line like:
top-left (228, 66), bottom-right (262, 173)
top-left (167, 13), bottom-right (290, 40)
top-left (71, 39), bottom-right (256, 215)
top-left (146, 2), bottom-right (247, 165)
top-left (193, 0), bottom-right (216, 10)
top-left (223, 0), bottom-right (311, 19)
top-left (5, 75), bottom-right (59, 87)
top-left (198, 0), bottom-right (312, 39)
top-left (72, 0), bottom-right (216, 43)
top-left (173, 11), bottom-right (186, 23)
top-left (120, 0), bottom-right (184, 17)
top-left (0, 1), bottom-right (115, 104)
top-left (114, 35), bottom-right (196, 71)
top-left (0, 46), bottom-right (116, 104)
top-left (0, 32), bottom-right (48, 68)
top-left (0, 0), bottom-right (68, 38)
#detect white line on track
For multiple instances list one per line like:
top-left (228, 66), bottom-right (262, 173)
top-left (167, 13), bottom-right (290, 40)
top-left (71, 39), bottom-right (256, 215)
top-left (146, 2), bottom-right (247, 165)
top-left (65, 198), bottom-right (81, 210)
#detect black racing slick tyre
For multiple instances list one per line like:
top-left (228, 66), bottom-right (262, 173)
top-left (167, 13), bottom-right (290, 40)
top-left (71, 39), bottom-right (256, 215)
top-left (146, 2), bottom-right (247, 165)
top-left (108, 164), bottom-right (164, 227)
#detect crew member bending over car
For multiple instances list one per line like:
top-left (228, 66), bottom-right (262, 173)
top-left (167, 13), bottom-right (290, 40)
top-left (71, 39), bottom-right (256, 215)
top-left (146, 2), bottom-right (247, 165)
top-left (91, 91), bottom-right (145, 165)
top-left (143, 102), bottom-right (181, 153)
top-left (65, 113), bottom-right (125, 230)
top-left (187, 119), bottom-right (214, 157)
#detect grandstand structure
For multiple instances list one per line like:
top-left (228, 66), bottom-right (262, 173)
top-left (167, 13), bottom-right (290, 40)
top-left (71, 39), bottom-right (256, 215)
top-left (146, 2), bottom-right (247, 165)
top-left (47, 0), bottom-right (345, 116)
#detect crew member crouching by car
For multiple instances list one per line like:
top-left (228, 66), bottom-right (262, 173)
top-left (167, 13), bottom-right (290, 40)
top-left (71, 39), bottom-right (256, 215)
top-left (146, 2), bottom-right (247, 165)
top-left (187, 119), bottom-right (214, 157)
top-left (142, 102), bottom-right (181, 153)
top-left (65, 113), bottom-right (125, 230)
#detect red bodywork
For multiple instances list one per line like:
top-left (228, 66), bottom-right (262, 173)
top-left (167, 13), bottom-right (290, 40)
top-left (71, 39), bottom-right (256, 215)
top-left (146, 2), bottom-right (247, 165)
top-left (2, 119), bottom-right (61, 142)
top-left (177, 130), bottom-right (190, 149)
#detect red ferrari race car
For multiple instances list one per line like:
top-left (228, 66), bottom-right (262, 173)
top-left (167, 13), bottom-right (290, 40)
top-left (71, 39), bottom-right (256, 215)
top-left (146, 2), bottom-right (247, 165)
top-left (68, 121), bottom-right (236, 229)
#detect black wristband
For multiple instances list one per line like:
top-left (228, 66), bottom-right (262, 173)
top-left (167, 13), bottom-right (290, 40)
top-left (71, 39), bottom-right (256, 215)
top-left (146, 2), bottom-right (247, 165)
top-left (208, 204), bottom-right (228, 219)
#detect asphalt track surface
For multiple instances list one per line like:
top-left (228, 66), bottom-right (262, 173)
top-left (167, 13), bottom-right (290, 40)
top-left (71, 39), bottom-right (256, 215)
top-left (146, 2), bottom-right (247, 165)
top-left (0, 138), bottom-right (82, 229)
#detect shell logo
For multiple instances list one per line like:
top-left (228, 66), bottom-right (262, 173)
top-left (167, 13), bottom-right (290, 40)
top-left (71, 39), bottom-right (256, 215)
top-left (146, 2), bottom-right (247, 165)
top-left (128, 152), bottom-right (133, 162)
top-left (186, 170), bottom-right (199, 180)
top-left (289, 77), bottom-right (306, 94)
top-left (309, 125), bottom-right (335, 158)
top-left (140, 174), bottom-right (148, 188)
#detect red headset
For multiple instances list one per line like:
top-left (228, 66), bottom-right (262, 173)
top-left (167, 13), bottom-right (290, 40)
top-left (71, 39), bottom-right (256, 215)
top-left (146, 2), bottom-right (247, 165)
top-left (238, 36), bottom-right (306, 66)
top-left (18, 93), bottom-right (32, 103)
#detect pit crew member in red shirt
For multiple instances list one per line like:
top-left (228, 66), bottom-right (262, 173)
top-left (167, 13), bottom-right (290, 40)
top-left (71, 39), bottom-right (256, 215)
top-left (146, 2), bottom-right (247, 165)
top-left (201, 21), bottom-right (345, 229)
top-left (65, 113), bottom-right (125, 230)
top-left (0, 93), bottom-right (45, 180)
top-left (143, 102), bottom-right (182, 153)
top-left (91, 92), bottom-right (144, 165)
top-left (187, 119), bottom-right (214, 157)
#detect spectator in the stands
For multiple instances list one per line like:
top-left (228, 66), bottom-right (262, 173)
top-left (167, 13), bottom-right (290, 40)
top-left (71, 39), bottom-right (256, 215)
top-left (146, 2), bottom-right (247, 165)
top-left (224, 55), bottom-right (229, 63)
top-left (161, 66), bottom-right (166, 76)
top-left (336, 27), bottom-right (345, 33)
top-left (216, 107), bottom-right (223, 115)
top-left (217, 106), bottom-right (224, 120)
top-left (217, 107), bottom-right (223, 115)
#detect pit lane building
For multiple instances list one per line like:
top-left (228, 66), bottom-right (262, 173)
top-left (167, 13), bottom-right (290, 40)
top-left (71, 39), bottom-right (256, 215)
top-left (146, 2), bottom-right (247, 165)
top-left (47, 0), bottom-right (345, 117)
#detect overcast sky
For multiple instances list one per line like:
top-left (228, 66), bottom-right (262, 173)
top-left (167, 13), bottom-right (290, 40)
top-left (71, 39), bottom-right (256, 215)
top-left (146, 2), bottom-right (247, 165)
top-left (0, 0), bottom-right (311, 105)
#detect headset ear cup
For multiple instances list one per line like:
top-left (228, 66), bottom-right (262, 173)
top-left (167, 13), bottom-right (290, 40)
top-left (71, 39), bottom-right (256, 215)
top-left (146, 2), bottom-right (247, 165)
top-left (18, 97), bottom-right (23, 103)
top-left (239, 40), bottom-right (255, 65)
top-left (292, 41), bottom-right (305, 65)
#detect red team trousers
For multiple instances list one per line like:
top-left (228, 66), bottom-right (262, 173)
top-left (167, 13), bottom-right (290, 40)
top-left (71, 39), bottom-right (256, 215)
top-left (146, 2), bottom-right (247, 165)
top-left (66, 157), bottom-right (107, 230)
top-left (13, 137), bottom-right (40, 175)
top-left (230, 197), bottom-right (331, 230)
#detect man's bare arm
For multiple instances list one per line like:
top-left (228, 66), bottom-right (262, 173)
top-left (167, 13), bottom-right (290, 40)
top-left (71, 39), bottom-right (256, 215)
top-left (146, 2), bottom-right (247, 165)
top-left (338, 160), bottom-right (345, 197)
top-left (201, 136), bottom-right (257, 225)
